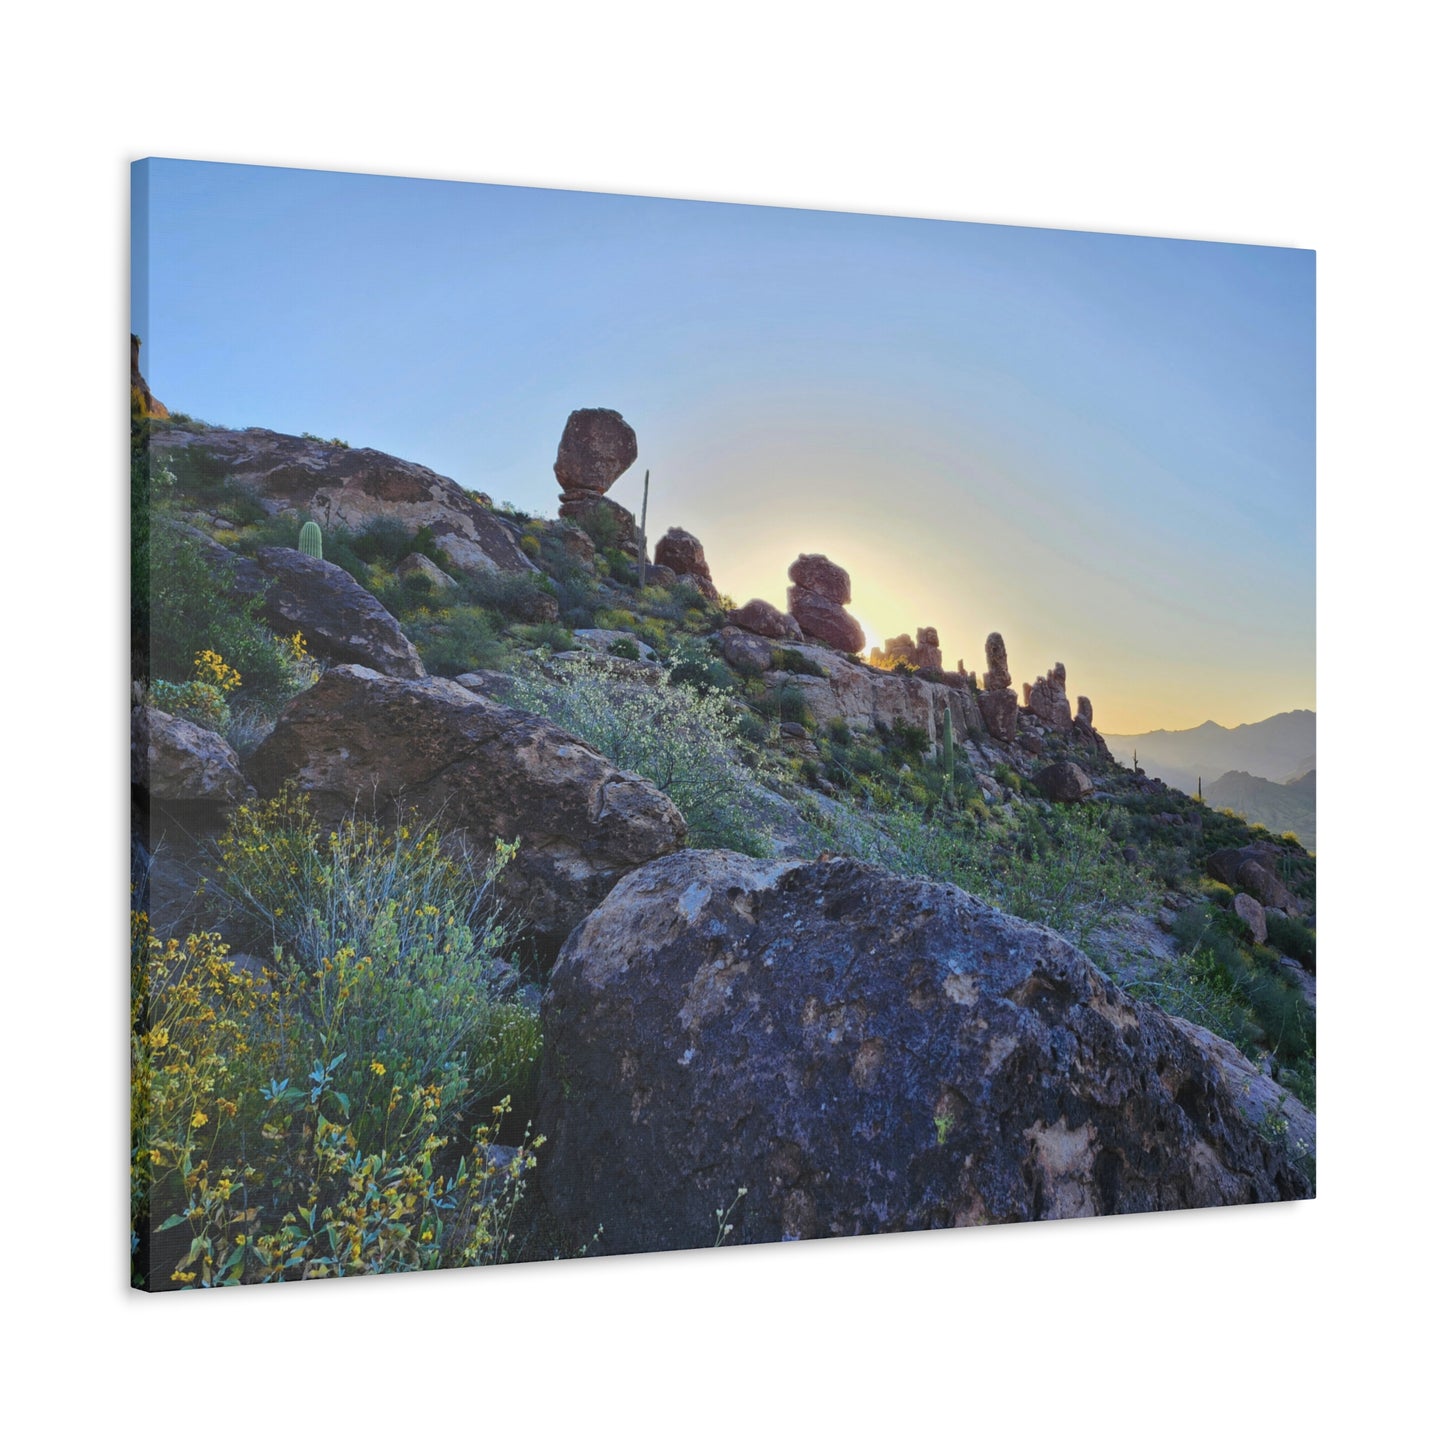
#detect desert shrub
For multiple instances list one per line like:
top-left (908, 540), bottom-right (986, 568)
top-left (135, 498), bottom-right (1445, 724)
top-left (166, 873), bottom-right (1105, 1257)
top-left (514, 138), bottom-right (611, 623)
top-left (511, 622), bottom-right (574, 653)
top-left (409, 605), bottom-right (509, 675)
top-left (769, 647), bottom-right (828, 678)
top-left (520, 534), bottom-right (542, 559)
top-left (460, 569), bottom-right (557, 622)
top-left (577, 504), bottom-right (623, 551)
top-left (1266, 912), bottom-right (1317, 971)
top-left (133, 797), bottom-right (542, 1288)
top-left (608, 636), bottom-right (641, 660)
top-left (132, 920), bottom-right (543, 1289)
top-left (825, 716), bottom-right (852, 745)
top-left (507, 656), bottom-right (777, 853)
top-left (1201, 878), bottom-right (1235, 906)
top-left (147, 648), bottom-right (244, 730)
top-left (662, 635), bottom-right (737, 693)
top-left (146, 521), bottom-right (316, 705)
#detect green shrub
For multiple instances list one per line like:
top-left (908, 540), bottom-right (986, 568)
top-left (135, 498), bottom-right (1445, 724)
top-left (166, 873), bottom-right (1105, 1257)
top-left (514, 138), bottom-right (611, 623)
top-left (769, 647), bottom-right (828, 678)
top-left (1266, 912), bottom-right (1317, 971)
top-left (507, 656), bottom-right (779, 853)
top-left (608, 636), bottom-right (641, 660)
top-left (511, 622), bottom-right (573, 653)
top-left (409, 605), bottom-right (509, 675)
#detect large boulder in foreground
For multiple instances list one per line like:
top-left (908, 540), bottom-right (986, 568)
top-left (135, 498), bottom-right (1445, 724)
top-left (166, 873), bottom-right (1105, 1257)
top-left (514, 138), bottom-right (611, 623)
top-left (247, 667), bottom-right (687, 956)
top-left (254, 547), bottom-right (425, 678)
top-left (149, 427), bottom-right (536, 577)
top-left (538, 851), bottom-right (1310, 1255)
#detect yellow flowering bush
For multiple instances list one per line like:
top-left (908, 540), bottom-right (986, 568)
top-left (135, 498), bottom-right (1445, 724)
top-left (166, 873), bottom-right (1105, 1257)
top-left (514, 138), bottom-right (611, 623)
top-left (132, 796), bottom-right (546, 1290)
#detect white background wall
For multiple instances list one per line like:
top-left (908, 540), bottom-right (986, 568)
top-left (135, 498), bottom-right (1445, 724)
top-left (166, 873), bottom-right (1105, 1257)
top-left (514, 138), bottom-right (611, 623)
top-left (4, 3), bottom-right (1435, 1438)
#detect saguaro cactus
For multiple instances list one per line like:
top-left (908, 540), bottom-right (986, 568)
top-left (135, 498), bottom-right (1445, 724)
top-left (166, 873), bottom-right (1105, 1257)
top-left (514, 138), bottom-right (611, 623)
top-left (299, 520), bottom-right (324, 559)
top-left (941, 707), bottom-right (956, 802)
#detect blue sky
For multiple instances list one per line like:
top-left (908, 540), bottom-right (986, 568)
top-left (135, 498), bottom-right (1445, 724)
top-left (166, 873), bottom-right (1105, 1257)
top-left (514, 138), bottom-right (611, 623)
top-left (133, 159), bottom-right (1314, 730)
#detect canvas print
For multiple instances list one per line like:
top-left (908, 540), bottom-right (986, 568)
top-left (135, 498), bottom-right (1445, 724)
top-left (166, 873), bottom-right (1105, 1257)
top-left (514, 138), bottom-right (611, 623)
top-left (130, 160), bottom-right (1315, 1290)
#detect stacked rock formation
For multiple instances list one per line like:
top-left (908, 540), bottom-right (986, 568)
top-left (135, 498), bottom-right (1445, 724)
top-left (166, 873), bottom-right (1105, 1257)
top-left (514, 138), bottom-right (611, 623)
top-left (914, 626), bottom-right (943, 671)
top-left (728, 598), bottom-right (803, 641)
top-left (1028, 662), bottom-right (1073, 730)
top-left (653, 527), bottom-right (719, 601)
top-left (870, 626), bottom-right (944, 672)
top-left (976, 631), bottom-right (1019, 743)
top-left (786, 554), bottom-right (865, 655)
top-left (554, 408), bottom-right (639, 531)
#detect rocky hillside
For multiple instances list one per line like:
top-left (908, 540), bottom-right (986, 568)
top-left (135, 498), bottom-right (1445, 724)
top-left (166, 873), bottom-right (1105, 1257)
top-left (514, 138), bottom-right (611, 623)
top-left (131, 384), bottom-right (1317, 1286)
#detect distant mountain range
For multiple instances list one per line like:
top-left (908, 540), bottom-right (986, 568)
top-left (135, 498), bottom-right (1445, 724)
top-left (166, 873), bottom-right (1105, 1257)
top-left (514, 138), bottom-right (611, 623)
top-left (1104, 710), bottom-right (1316, 848)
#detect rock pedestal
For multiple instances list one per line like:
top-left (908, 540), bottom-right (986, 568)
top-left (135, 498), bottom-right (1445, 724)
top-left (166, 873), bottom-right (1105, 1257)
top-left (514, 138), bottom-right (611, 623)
top-left (554, 408), bottom-right (638, 520)
top-left (978, 632), bottom-right (1019, 742)
top-left (1028, 662), bottom-right (1073, 730)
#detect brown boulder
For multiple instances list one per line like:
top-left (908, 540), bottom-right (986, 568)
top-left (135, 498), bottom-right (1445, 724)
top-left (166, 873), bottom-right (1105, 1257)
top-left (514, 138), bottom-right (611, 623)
top-left (254, 547), bottom-right (425, 679)
top-left (538, 851), bottom-right (1311, 1254)
top-left (247, 666), bottom-right (686, 958)
top-left (718, 627), bottom-right (775, 675)
top-left (787, 589), bottom-right (866, 655)
top-left (915, 626), bottom-right (943, 671)
top-left (554, 408), bottom-right (638, 514)
top-left (652, 527), bottom-right (719, 601)
top-left (1206, 845), bottom-right (1300, 914)
top-left (728, 598), bottom-right (803, 642)
top-left (1034, 760), bottom-right (1094, 803)
top-left (1076, 695), bottom-right (1094, 727)
top-left (787, 554), bottom-right (851, 605)
top-left (977, 687), bottom-right (1019, 743)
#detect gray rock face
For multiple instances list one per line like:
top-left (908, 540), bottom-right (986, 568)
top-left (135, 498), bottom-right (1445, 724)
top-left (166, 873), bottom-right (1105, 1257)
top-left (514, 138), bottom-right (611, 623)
top-left (254, 547), bottom-right (425, 679)
top-left (554, 409), bottom-right (638, 518)
top-left (246, 666), bottom-right (687, 958)
top-left (538, 851), bottom-right (1311, 1255)
top-left (134, 706), bottom-right (252, 808)
top-left (149, 427), bottom-right (536, 577)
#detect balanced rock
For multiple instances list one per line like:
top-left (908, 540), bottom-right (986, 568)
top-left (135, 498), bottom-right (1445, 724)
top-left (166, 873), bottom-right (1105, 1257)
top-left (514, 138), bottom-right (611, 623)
top-left (247, 666), bottom-right (686, 959)
top-left (538, 851), bottom-right (1311, 1254)
top-left (653, 527), bottom-right (719, 601)
top-left (1034, 760), bottom-right (1095, 803)
top-left (254, 547), bottom-right (425, 679)
top-left (554, 408), bottom-right (638, 519)
top-left (1028, 662), bottom-right (1073, 730)
top-left (728, 598), bottom-right (803, 642)
top-left (786, 554), bottom-right (864, 654)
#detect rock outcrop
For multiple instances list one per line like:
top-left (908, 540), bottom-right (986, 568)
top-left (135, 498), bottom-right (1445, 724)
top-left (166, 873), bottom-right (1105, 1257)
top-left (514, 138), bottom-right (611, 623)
top-left (718, 627), bottom-right (776, 674)
top-left (150, 428), bottom-right (536, 577)
top-left (247, 666), bottom-right (687, 957)
top-left (538, 851), bottom-right (1311, 1254)
top-left (652, 527), bottom-right (719, 601)
top-left (253, 547), bottom-right (425, 679)
top-left (977, 632), bottom-right (1019, 743)
top-left (131, 335), bottom-right (168, 420)
top-left (1232, 892), bottom-right (1268, 944)
top-left (728, 598), bottom-right (803, 642)
top-left (786, 554), bottom-right (865, 655)
top-left (1205, 844), bottom-right (1302, 916)
top-left (869, 627), bottom-right (942, 671)
top-left (1034, 760), bottom-right (1094, 803)
top-left (758, 640), bottom-right (983, 750)
top-left (1028, 662), bottom-right (1073, 730)
top-left (554, 408), bottom-right (638, 522)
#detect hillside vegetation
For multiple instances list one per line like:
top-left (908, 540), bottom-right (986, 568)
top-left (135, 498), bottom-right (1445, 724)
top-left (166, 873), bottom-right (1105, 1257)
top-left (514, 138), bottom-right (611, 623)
top-left (131, 396), bottom-right (1317, 1286)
